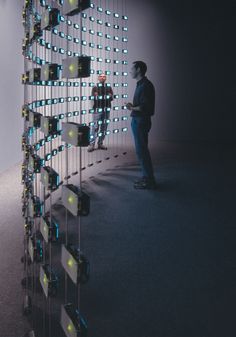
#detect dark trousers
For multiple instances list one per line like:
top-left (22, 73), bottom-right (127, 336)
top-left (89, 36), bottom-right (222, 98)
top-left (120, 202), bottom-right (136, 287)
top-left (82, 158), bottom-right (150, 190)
top-left (131, 116), bottom-right (154, 180)
top-left (90, 111), bottom-right (109, 145)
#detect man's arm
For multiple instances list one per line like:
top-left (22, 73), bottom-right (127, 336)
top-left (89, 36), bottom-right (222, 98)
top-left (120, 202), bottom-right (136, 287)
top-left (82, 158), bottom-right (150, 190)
top-left (126, 103), bottom-right (141, 112)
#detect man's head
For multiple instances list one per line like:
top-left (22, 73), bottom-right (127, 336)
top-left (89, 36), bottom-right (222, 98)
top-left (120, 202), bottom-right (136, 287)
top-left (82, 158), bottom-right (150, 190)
top-left (98, 73), bottom-right (107, 83)
top-left (130, 61), bottom-right (147, 79)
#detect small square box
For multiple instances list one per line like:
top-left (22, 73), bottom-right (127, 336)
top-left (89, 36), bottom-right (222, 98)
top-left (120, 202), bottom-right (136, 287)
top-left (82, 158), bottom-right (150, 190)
top-left (62, 0), bottom-right (91, 16)
top-left (62, 122), bottom-right (90, 147)
top-left (41, 8), bottom-right (60, 30)
top-left (62, 56), bottom-right (91, 79)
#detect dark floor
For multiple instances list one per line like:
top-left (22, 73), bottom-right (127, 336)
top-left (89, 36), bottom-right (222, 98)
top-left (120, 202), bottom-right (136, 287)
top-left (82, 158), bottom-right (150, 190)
top-left (0, 142), bottom-right (235, 337)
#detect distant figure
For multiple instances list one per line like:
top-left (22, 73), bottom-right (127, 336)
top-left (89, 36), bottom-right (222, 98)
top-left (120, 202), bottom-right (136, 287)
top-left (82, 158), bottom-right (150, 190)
top-left (88, 73), bottom-right (113, 152)
top-left (126, 61), bottom-right (156, 189)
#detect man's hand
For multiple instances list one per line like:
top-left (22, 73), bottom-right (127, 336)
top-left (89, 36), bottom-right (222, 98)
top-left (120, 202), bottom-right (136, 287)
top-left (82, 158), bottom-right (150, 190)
top-left (125, 102), bottom-right (133, 110)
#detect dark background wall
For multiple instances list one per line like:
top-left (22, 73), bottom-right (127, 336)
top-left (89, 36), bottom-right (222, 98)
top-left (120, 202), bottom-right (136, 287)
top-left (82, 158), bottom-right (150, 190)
top-left (127, 0), bottom-right (236, 146)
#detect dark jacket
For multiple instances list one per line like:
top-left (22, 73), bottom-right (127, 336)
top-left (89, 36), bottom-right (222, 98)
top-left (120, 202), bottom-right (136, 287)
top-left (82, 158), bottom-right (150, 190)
top-left (131, 76), bottom-right (155, 117)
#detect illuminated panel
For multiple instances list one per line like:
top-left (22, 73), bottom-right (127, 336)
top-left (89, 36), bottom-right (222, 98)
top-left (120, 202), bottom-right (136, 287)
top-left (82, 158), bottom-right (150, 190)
top-left (29, 22), bottom-right (42, 41)
top-left (62, 0), bottom-right (91, 16)
top-left (28, 195), bottom-right (43, 218)
top-left (40, 215), bottom-right (59, 243)
top-left (41, 8), bottom-right (60, 30)
top-left (28, 236), bottom-right (43, 263)
top-left (29, 68), bottom-right (41, 83)
top-left (62, 56), bottom-right (91, 79)
top-left (61, 245), bottom-right (78, 284)
top-left (62, 122), bottom-right (90, 147)
top-left (61, 184), bottom-right (90, 217)
top-left (41, 64), bottom-right (60, 81)
top-left (39, 264), bottom-right (58, 298)
top-left (28, 154), bottom-right (44, 173)
top-left (60, 304), bottom-right (87, 337)
top-left (41, 116), bottom-right (59, 136)
top-left (28, 110), bottom-right (42, 128)
top-left (40, 166), bottom-right (60, 191)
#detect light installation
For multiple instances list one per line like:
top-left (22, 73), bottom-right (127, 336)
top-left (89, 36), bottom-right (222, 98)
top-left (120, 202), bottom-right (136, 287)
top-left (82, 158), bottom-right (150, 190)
top-left (21, 0), bottom-right (128, 336)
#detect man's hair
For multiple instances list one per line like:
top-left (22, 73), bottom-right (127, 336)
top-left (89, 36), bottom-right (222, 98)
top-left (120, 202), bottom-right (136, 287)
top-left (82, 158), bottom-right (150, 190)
top-left (133, 61), bottom-right (147, 76)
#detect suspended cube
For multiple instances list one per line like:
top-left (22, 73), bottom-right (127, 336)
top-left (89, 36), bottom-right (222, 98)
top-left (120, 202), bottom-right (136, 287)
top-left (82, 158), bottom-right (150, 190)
top-left (39, 264), bottom-right (58, 298)
top-left (62, 184), bottom-right (90, 217)
top-left (40, 215), bottom-right (59, 243)
top-left (62, 122), bottom-right (90, 147)
top-left (29, 68), bottom-right (41, 83)
top-left (41, 166), bottom-right (60, 191)
top-left (62, 0), bottom-right (91, 16)
top-left (28, 195), bottom-right (43, 218)
top-left (61, 245), bottom-right (89, 285)
top-left (41, 8), bottom-right (60, 30)
top-left (41, 116), bottom-right (60, 136)
top-left (62, 56), bottom-right (91, 79)
top-left (28, 154), bottom-right (43, 173)
top-left (41, 63), bottom-right (60, 81)
top-left (29, 110), bottom-right (42, 128)
top-left (28, 236), bottom-right (43, 263)
top-left (29, 22), bottom-right (42, 41)
top-left (60, 303), bottom-right (88, 337)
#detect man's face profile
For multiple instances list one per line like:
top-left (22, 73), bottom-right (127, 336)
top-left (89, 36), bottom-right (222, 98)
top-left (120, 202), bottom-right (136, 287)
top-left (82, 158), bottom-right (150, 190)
top-left (130, 65), bottom-right (139, 79)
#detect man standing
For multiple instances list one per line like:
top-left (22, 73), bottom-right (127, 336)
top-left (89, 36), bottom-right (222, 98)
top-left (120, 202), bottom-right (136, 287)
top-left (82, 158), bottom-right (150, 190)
top-left (126, 61), bottom-right (156, 189)
top-left (88, 73), bottom-right (113, 152)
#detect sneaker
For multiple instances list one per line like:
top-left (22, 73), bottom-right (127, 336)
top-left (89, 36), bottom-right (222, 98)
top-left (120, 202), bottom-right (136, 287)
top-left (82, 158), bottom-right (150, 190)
top-left (98, 144), bottom-right (107, 150)
top-left (87, 144), bottom-right (95, 152)
top-left (134, 179), bottom-right (157, 190)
